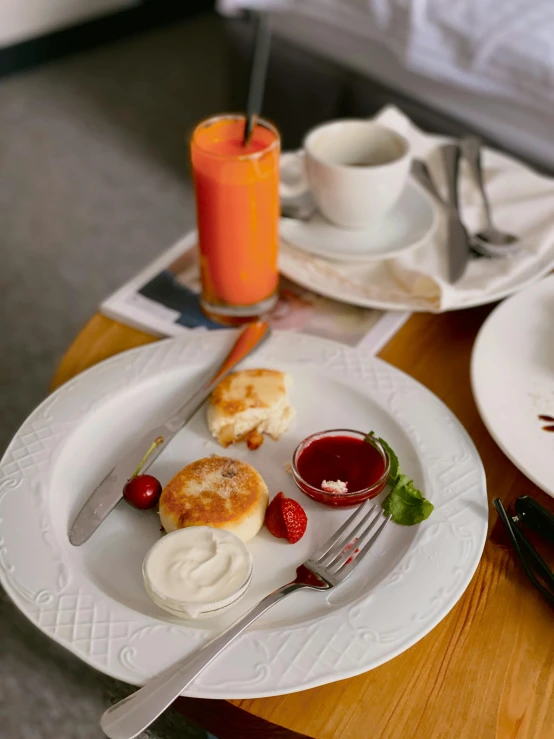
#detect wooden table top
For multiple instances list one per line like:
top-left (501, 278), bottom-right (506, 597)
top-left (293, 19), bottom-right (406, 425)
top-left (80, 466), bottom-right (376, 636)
top-left (53, 310), bottom-right (553, 739)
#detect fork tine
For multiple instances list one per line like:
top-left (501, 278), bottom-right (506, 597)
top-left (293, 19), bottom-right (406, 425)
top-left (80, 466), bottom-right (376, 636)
top-left (309, 499), bottom-right (373, 562)
top-left (330, 514), bottom-right (391, 577)
top-left (318, 504), bottom-right (381, 567)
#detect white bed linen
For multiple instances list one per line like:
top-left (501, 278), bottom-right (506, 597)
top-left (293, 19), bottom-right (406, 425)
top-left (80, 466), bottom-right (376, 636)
top-left (219, 0), bottom-right (554, 168)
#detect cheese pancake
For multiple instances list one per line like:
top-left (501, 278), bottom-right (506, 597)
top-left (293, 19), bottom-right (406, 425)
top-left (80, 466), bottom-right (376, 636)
top-left (207, 369), bottom-right (295, 448)
top-left (159, 456), bottom-right (269, 542)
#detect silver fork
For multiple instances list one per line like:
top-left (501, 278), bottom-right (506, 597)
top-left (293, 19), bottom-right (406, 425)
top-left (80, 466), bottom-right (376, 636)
top-left (101, 501), bottom-right (391, 739)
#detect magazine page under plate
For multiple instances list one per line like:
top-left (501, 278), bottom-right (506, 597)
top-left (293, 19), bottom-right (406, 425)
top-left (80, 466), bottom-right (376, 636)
top-left (101, 231), bottom-right (410, 352)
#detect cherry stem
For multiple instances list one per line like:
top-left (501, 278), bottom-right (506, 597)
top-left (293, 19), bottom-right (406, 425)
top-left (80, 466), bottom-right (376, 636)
top-left (131, 436), bottom-right (163, 478)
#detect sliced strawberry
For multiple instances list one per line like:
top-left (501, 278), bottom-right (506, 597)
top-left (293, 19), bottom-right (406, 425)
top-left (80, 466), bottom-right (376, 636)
top-left (281, 496), bottom-right (307, 543)
top-left (264, 492), bottom-right (307, 544)
top-left (264, 492), bottom-right (288, 539)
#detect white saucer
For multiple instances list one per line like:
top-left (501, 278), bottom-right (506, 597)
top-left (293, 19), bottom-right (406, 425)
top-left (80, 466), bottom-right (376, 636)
top-left (280, 180), bottom-right (437, 263)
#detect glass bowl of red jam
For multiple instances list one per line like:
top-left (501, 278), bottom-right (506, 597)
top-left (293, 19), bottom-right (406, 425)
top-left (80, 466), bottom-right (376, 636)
top-left (292, 429), bottom-right (390, 507)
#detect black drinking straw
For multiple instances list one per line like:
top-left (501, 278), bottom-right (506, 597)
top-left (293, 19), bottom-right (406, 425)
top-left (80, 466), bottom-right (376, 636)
top-left (243, 13), bottom-right (272, 146)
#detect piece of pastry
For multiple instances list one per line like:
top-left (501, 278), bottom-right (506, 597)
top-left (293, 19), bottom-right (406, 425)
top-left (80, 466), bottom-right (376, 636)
top-left (159, 456), bottom-right (269, 542)
top-left (207, 369), bottom-right (295, 448)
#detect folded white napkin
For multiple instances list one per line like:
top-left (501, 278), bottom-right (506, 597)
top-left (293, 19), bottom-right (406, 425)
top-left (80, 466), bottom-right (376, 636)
top-left (281, 106), bottom-right (554, 312)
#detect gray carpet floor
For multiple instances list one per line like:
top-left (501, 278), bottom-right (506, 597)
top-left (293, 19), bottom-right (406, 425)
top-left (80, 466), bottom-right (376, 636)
top-left (1, 12), bottom-right (232, 739)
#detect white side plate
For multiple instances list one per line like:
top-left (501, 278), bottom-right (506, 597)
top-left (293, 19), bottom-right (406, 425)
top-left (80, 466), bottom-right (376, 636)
top-left (279, 146), bottom-right (554, 313)
top-left (471, 274), bottom-right (554, 498)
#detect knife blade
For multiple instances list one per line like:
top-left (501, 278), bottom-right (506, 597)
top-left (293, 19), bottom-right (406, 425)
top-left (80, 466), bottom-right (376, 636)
top-left (445, 210), bottom-right (470, 284)
top-left (69, 321), bottom-right (271, 546)
top-left (440, 143), bottom-right (470, 284)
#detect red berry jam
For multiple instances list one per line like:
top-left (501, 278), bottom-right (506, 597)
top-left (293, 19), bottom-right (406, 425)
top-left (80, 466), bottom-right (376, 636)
top-left (292, 430), bottom-right (389, 507)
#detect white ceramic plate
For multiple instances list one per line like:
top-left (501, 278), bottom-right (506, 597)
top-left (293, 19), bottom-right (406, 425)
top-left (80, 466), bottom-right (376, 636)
top-left (280, 181), bottom-right (437, 263)
top-left (0, 332), bottom-right (487, 698)
top-left (279, 147), bottom-right (554, 313)
top-left (471, 275), bottom-right (554, 498)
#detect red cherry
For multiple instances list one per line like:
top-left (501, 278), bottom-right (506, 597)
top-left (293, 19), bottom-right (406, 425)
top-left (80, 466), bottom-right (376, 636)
top-left (122, 436), bottom-right (164, 511)
top-left (123, 474), bottom-right (162, 510)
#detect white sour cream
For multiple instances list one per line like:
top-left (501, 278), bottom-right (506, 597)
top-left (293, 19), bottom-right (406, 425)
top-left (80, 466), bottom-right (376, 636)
top-left (143, 527), bottom-right (252, 619)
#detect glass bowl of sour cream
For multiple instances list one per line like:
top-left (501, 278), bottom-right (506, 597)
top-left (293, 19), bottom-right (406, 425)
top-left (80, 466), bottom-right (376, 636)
top-left (143, 526), bottom-right (253, 619)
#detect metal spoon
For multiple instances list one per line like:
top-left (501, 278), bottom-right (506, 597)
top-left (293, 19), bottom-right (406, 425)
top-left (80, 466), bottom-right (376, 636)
top-left (281, 199), bottom-right (316, 221)
top-left (461, 137), bottom-right (519, 257)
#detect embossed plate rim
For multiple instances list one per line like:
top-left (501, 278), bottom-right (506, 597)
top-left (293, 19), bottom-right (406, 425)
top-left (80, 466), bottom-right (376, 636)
top-left (0, 331), bottom-right (487, 698)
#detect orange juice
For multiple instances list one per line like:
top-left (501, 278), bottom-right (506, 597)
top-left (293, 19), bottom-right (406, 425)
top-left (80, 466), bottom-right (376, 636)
top-left (190, 115), bottom-right (280, 321)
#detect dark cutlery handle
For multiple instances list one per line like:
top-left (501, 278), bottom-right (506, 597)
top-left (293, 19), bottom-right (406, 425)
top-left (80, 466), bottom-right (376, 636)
top-left (515, 496), bottom-right (554, 543)
top-left (512, 524), bottom-right (554, 594)
top-left (493, 499), bottom-right (554, 605)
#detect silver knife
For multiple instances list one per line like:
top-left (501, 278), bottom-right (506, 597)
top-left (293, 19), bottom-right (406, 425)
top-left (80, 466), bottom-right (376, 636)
top-left (69, 322), bottom-right (272, 546)
top-left (440, 143), bottom-right (470, 284)
top-left (410, 159), bottom-right (444, 204)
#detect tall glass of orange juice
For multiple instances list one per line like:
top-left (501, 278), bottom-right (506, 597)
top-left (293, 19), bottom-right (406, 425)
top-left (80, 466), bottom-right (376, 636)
top-left (190, 114), bottom-right (280, 323)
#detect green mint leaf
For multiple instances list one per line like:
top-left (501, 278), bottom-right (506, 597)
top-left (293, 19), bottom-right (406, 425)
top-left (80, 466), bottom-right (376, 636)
top-left (382, 475), bottom-right (434, 526)
top-left (379, 438), bottom-right (400, 484)
top-left (365, 431), bottom-right (400, 484)
top-left (366, 431), bottom-right (433, 526)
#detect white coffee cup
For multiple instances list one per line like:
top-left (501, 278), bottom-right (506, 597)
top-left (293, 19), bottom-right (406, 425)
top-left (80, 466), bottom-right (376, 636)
top-left (280, 119), bottom-right (411, 229)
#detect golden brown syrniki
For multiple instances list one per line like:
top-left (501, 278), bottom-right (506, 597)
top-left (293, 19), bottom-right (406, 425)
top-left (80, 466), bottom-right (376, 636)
top-left (159, 456), bottom-right (269, 542)
top-left (207, 369), bottom-right (295, 448)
